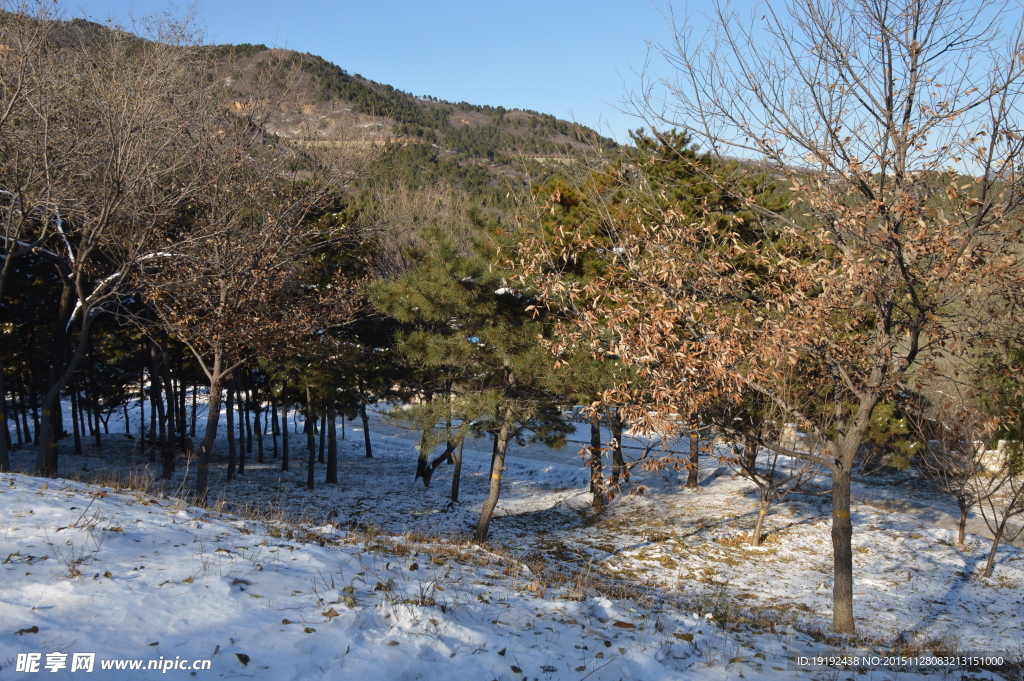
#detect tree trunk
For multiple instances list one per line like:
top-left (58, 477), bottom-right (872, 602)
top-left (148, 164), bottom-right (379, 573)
top-left (752, 499), bottom-right (769, 547)
top-left (149, 339), bottom-right (170, 477)
top-left (177, 353), bottom-right (188, 448)
top-left (686, 413), bottom-right (700, 490)
top-left (243, 384), bottom-right (253, 454)
top-left (983, 524), bottom-right (1005, 578)
top-left (88, 340), bottom-right (100, 449)
top-left (305, 385), bottom-right (315, 491)
top-left (416, 427), bottom-right (431, 485)
top-left (958, 503), bottom-right (969, 546)
top-left (831, 465), bottom-right (855, 634)
top-left (318, 411), bottom-right (326, 464)
top-left (139, 364), bottom-right (146, 456)
top-left (35, 311), bottom-right (96, 477)
top-left (70, 389), bottom-right (82, 457)
top-left (325, 393), bottom-right (337, 484)
top-left (13, 384), bottom-right (25, 448)
top-left (742, 435), bottom-right (758, 479)
top-left (450, 436), bottom-right (465, 504)
top-left (607, 407), bottom-right (625, 490)
top-left (421, 442), bottom-right (457, 488)
top-left (195, 376), bottom-right (222, 505)
top-left (270, 386), bottom-right (279, 459)
top-left (475, 413), bottom-right (512, 542)
top-left (226, 383), bottom-right (236, 481)
top-left (78, 391), bottom-right (88, 445)
top-left (280, 383), bottom-right (289, 471)
top-left (0, 360), bottom-right (8, 471)
top-left (148, 395), bottom-right (156, 461)
top-left (589, 411), bottom-right (604, 511)
top-left (26, 340), bottom-right (40, 446)
top-left (11, 386), bottom-right (23, 449)
top-left (254, 385), bottom-right (264, 465)
top-left (19, 382), bottom-right (31, 446)
top-left (360, 400), bottom-right (372, 458)
top-left (236, 382), bottom-right (246, 476)
top-left (189, 380), bottom-right (197, 437)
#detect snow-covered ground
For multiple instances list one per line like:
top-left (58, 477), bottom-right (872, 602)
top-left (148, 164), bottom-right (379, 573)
top-left (2, 403), bottom-right (1022, 679)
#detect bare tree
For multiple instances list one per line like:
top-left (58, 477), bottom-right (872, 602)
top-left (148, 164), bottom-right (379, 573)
top-left (0, 2), bottom-right (62, 471)
top-left (718, 393), bottom-right (823, 546)
top-left (973, 447), bottom-right (1024, 577)
top-left (140, 58), bottom-right (366, 503)
top-left (0, 12), bottom-right (208, 477)
top-left (911, 403), bottom-right (987, 545)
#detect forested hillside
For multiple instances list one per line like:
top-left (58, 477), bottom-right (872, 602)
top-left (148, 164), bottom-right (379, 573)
top-left (3, 1), bottom-right (1024, 675)
top-left (203, 41), bottom-right (617, 208)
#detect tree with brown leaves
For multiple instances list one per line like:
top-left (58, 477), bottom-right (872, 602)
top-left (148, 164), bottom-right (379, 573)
top-left (523, 0), bottom-right (1024, 634)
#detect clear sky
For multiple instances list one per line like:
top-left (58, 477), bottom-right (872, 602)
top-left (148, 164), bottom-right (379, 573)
top-left (69, 0), bottom-right (699, 143)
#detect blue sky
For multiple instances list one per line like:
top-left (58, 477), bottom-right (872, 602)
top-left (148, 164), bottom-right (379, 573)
top-left (71, 0), bottom-right (699, 142)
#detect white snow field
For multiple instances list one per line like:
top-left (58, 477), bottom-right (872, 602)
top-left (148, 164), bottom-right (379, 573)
top-left (1, 405), bottom-right (1022, 680)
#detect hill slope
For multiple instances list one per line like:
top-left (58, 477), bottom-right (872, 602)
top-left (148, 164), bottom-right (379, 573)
top-left (204, 43), bottom-right (617, 203)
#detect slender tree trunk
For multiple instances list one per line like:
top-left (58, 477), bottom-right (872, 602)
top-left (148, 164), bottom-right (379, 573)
top-left (26, 337), bottom-right (40, 446)
top-left (243, 384), bottom-right (253, 455)
top-left (18, 386), bottom-right (29, 447)
top-left (20, 382), bottom-right (32, 446)
top-left (254, 384), bottom-right (264, 465)
top-left (752, 497), bottom-right (769, 547)
top-left (149, 340), bottom-right (169, 476)
top-left (445, 403), bottom-right (454, 464)
top-left (13, 385), bottom-right (24, 448)
top-left (687, 413), bottom-right (700, 490)
top-left (88, 340), bottom-right (99, 448)
top-left (326, 393), bottom-right (337, 484)
top-left (157, 338), bottom-right (177, 456)
top-left (589, 411), bottom-right (604, 510)
top-left (237, 407), bottom-right (246, 477)
top-left (270, 386), bottom-right (279, 459)
top-left (237, 381), bottom-right (246, 475)
top-left (139, 364), bottom-right (146, 456)
top-left (177, 352), bottom-right (187, 448)
top-left (415, 392), bottom-right (433, 482)
top-left (360, 400), bottom-right (372, 458)
top-left (195, 375), bottom-right (222, 505)
top-left (416, 427), bottom-right (431, 485)
top-left (77, 390), bottom-right (87, 445)
top-left (189, 380), bottom-right (197, 437)
top-left (957, 500), bottom-right (969, 546)
top-left (475, 412), bottom-right (513, 542)
top-left (29, 378), bottom-right (39, 446)
top-left (341, 413), bottom-right (345, 440)
top-left (280, 383), bottom-right (289, 471)
top-left (607, 407), bottom-right (625, 490)
top-left (450, 436), bottom-right (465, 504)
top-left (70, 389), bottom-right (82, 457)
top-left (983, 523), bottom-right (1006, 578)
top-left (305, 385), bottom-right (315, 491)
top-left (148, 395), bottom-right (156, 461)
top-left (226, 383), bottom-right (236, 481)
top-left (0, 361), bottom-right (8, 471)
top-left (318, 411), bottom-right (326, 464)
